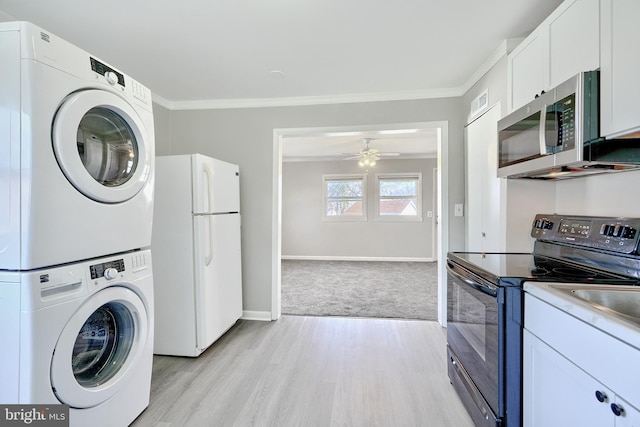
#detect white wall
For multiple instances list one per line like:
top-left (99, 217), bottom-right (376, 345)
top-left (161, 98), bottom-right (465, 317)
top-left (0, 10), bottom-right (15, 21)
top-left (555, 170), bottom-right (640, 217)
top-left (152, 103), bottom-right (172, 156)
top-left (282, 158), bottom-right (437, 260)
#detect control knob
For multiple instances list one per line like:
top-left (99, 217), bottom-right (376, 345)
top-left (534, 219), bottom-right (553, 229)
top-left (621, 226), bottom-right (637, 239)
top-left (600, 224), bottom-right (637, 239)
top-left (104, 268), bottom-right (119, 280)
top-left (105, 71), bottom-right (119, 85)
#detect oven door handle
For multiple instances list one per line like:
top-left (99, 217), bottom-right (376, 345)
top-left (447, 262), bottom-right (498, 297)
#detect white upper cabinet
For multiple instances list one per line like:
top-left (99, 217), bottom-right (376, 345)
top-left (600, 0), bottom-right (640, 138)
top-left (508, 27), bottom-right (547, 112)
top-left (548, 0), bottom-right (600, 87)
top-left (507, 0), bottom-right (600, 112)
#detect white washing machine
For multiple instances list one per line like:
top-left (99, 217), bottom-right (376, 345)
top-left (0, 249), bottom-right (154, 426)
top-left (0, 21), bottom-right (155, 270)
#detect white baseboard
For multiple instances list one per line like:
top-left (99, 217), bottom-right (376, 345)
top-left (241, 310), bottom-right (272, 321)
top-left (281, 255), bottom-right (434, 262)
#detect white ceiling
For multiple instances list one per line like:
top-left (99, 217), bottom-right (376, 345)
top-left (282, 127), bottom-right (440, 162)
top-left (0, 0), bottom-right (563, 160)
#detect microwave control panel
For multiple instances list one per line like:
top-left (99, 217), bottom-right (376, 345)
top-left (555, 94), bottom-right (576, 150)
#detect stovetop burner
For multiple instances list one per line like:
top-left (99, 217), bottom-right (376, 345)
top-left (530, 267), bottom-right (550, 276)
top-left (550, 267), bottom-right (598, 278)
top-left (531, 256), bottom-right (599, 278)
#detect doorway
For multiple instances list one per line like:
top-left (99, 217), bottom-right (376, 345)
top-left (272, 122), bottom-right (451, 324)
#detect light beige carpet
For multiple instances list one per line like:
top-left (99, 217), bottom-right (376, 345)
top-left (281, 260), bottom-right (438, 320)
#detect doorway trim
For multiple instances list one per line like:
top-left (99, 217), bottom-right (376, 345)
top-left (272, 122), bottom-right (451, 324)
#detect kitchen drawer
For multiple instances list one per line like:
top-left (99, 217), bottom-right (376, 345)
top-left (525, 291), bottom-right (640, 406)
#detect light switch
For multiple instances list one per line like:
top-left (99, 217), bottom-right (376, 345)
top-left (454, 204), bottom-right (464, 217)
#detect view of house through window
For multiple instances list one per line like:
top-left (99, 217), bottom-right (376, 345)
top-left (323, 174), bottom-right (367, 220)
top-left (323, 173), bottom-right (422, 222)
top-left (376, 174), bottom-right (422, 220)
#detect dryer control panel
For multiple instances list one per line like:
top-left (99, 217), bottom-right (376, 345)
top-left (90, 259), bottom-right (125, 280)
top-left (90, 57), bottom-right (125, 87)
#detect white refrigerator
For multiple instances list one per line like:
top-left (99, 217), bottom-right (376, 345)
top-left (152, 153), bottom-right (243, 357)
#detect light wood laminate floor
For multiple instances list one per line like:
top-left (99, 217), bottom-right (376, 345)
top-left (131, 316), bottom-right (474, 427)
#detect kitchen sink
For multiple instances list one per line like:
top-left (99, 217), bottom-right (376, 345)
top-left (572, 288), bottom-right (640, 320)
top-left (549, 285), bottom-right (640, 328)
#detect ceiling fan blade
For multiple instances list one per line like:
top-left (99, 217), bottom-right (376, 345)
top-left (378, 152), bottom-right (400, 157)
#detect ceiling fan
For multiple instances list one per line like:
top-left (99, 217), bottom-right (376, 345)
top-left (343, 138), bottom-right (400, 167)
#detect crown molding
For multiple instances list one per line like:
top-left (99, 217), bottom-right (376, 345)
top-left (152, 39), bottom-right (515, 111)
top-left (152, 87), bottom-right (464, 111)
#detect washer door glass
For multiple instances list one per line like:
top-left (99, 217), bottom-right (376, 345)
top-left (76, 107), bottom-right (138, 188)
top-left (53, 89), bottom-right (151, 204)
top-left (72, 302), bottom-right (134, 388)
top-left (51, 286), bottom-right (149, 409)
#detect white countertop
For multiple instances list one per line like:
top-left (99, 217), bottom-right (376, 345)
top-left (524, 281), bottom-right (640, 351)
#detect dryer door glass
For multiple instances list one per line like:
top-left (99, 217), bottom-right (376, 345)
top-left (76, 108), bottom-right (139, 187)
top-left (52, 89), bottom-right (151, 204)
top-left (72, 302), bottom-right (135, 388)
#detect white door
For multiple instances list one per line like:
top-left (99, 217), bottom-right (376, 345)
top-left (50, 286), bottom-right (149, 408)
top-left (52, 89), bottom-right (151, 203)
top-left (465, 104), bottom-right (504, 252)
top-left (193, 213), bottom-right (242, 350)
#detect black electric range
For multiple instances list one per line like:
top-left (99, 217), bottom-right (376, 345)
top-left (446, 214), bottom-right (640, 427)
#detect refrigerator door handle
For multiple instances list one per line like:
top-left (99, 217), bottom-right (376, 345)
top-left (202, 162), bottom-right (215, 213)
top-left (204, 214), bottom-right (214, 266)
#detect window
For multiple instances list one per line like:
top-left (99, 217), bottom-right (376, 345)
top-left (376, 173), bottom-right (422, 221)
top-left (323, 174), bottom-right (367, 221)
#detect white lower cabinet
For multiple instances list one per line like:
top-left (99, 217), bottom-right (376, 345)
top-left (524, 330), bottom-right (640, 426)
top-left (524, 293), bottom-right (640, 426)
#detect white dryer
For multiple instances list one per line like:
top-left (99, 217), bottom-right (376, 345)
top-left (0, 21), bottom-right (155, 270)
top-left (0, 249), bottom-right (154, 427)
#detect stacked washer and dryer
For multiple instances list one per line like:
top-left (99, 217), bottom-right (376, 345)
top-left (0, 22), bottom-right (155, 426)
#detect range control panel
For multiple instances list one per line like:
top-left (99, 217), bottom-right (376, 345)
top-left (531, 214), bottom-right (640, 254)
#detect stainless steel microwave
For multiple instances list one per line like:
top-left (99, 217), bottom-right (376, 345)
top-left (497, 71), bottom-right (640, 179)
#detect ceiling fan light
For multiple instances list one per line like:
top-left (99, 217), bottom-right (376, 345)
top-left (358, 160), bottom-right (365, 167)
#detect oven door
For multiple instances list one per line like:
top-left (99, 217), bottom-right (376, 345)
top-left (447, 260), bottom-right (501, 426)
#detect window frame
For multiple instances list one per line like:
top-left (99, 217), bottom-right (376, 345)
top-left (322, 174), bottom-right (368, 221)
top-left (375, 173), bottom-right (423, 222)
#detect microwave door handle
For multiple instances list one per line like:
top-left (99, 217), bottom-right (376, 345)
top-left (539, 106), bottom-right (547, 155)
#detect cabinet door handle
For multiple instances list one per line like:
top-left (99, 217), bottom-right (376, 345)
top-left (611, 403), bottom-right (624, 417)
top-left (595, 390), bottom-right (608, 403)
